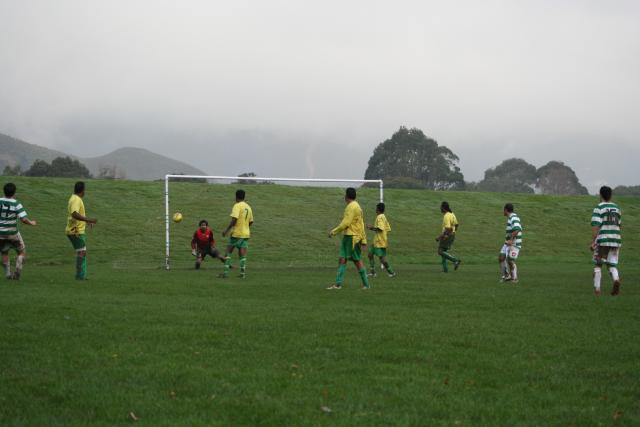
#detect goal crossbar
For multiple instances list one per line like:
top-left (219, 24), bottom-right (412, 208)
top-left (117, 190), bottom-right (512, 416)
top-left (164, 174), bottom-right (384, 270)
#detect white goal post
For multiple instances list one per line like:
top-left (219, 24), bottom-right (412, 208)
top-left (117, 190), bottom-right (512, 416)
top-left (164, 174), bottom-right (384, 270)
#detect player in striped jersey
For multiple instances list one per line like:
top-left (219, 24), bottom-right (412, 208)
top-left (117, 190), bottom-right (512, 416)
top-left (591, 186), bottom-right (622, 296)
top-left (499, 203), bottom-right (522, 283)
top-left (0, 183), bottom-right (37, 280)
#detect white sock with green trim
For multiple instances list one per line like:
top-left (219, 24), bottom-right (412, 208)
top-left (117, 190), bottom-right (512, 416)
top-left (609, 267), bottom-right (619, 282)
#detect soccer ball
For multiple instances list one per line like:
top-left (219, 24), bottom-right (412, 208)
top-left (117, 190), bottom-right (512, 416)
top-left (172, 212), bottom-right (183, 223)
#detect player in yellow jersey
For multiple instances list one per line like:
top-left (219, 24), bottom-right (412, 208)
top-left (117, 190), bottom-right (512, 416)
top-left (327, 188), bottom-right (370, 290)
top-left (435, 201), bottom-right (461, 273)
top-left (65, 182), bottom-right (97, 280)
top-left (221, 189), bottom-right (253, 278)
top-left (367, 202), bottom-right (396, 278)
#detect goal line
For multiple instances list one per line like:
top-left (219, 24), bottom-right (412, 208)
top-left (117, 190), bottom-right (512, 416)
top-left (164, 174), bottom-right (384, 270)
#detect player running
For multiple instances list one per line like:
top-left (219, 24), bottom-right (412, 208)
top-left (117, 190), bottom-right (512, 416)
top-left (66, 181), bottom-right (97, 280)
top-left (221, 189), bottom-right (253, 279)
top-left (367, 202), bottom-right (396, 278)
top-left (0, 183), bottom-right (37, 280)
top-left (591, 186), bottom-right (622, 296)
top-left (436, 201), bottom-right (461, 273)
top-left (327, 187), bottom-right (370, 290)
top-left (191, 219), bottom-right (228, 269)
top-left (499, 203), bottom-right (522, 283)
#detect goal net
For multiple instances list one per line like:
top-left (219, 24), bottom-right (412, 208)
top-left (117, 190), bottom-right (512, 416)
top-left (164, 174), bottom-right (384, 270)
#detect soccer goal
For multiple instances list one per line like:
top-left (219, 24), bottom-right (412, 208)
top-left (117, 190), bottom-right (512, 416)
top-left (164, 174), bottom-right (384, 270)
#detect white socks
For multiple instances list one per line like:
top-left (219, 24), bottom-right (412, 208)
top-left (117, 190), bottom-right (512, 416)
top-left (510, 263), bottom-right (518, 280)
top-left (15, 254), bottom-right (24, 273)
top-left (593, 267), bottom-right (602, 291)
top-left (609, 267), bottom-right (620, 282)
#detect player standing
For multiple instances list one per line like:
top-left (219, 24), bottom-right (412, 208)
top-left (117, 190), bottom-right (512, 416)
top-left (367, 202), bottom-right (396, 278)
top-left (591, 186), bottom-right (622, 296)
top-left (499, 203), bottom-right (522, 283)
top-left (436, 201), bottom-right (461, 273)
top-left (0, 183), bottom-right (37, 280)
top-left (327, 187), bottom-right (370, 290)
top-left (221, 189), bottom-right (253, 278)
top-left (191, 219), bottom-right (228, 269)
top-left (66, 182), bottom-right (97, 280)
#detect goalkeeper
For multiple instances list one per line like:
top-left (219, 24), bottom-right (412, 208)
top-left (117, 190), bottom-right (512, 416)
top-left (191, 220), bottom-right (227, 269)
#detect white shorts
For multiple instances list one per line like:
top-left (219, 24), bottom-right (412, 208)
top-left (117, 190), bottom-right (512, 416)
top-left (593, 245), bottom-right (620, 267)
top-left (0, 233), bottom-right (25, 253)
top-left (500, 244), bottom-right (520, 260)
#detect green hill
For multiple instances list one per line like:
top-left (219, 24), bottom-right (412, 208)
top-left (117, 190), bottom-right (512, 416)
top-left (1, 176), bottom-right (639, 425)
top-left (0, 133), bottom-right (206, 180)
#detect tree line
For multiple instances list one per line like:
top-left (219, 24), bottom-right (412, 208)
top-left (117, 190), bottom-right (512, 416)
top-left (2, 156), bottom-right (127, 179)
top-left (365, 126), bottom-right (636, 195)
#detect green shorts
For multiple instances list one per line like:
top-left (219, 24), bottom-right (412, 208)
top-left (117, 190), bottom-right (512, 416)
top-left (438, 234), bottom-right (455, 251)
top-left (339, 235), bottom-right (362, 261)
top-left (67, 234), bottom-right (87, 252)
top-left (369, 247), bottom-right (387, 257)
top-left (228, 237), bottom-right (249, 250)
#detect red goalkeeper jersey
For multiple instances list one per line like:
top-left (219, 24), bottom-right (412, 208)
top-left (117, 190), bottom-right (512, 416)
top-left (191, 227), bottom-right (215, 250)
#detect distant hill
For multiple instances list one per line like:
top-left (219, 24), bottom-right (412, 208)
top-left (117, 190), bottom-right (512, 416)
top-left (0, 133), bottom-right (206, 180)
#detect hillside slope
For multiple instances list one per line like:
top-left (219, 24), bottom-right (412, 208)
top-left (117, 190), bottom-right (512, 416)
top-left (0, 133), bottom-right (206, 179)
top-left (6, 176), bottom-right (639, 269)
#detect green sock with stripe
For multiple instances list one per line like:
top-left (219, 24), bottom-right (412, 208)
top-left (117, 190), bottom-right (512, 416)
top-left (240, 257), bottom-right (247, 275)
top-left (441, 256), bottom-right (448, 272)
top-left (223, 254), bottom-right (232, 276)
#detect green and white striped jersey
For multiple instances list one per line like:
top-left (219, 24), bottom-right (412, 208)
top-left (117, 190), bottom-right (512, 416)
top-left (591, 202), bottom-right (621, 247)
top-left (0, 197), bottom-right (28, 236)
top-left (505, 212), bottom-right (523, 248)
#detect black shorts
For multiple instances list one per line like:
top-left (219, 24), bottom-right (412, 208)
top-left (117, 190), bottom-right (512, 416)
top-left (197, 246), bottom-right (221, 260)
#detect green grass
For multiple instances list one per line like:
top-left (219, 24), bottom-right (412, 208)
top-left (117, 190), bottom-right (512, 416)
top-left (1, 177), bottom-right (639, 426)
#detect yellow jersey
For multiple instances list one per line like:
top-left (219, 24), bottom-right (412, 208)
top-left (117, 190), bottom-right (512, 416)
top-left (442, 212), bottom-right (458, 234)
top-left (331, 201), bottom-right (366, 244)
top-left (230, 201), bottom-right (253, 238)
top-left (66, 194), bottom-right (86, 235)
top-left (373, 213), bottom-right (391, 248)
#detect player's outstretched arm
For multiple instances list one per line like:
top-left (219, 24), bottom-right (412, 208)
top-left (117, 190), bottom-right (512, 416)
top-left (21, 217), bottom-right (37, 226)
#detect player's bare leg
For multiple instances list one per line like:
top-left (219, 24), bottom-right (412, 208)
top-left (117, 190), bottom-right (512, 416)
top-left (195, 254), bottom-right (203, 270)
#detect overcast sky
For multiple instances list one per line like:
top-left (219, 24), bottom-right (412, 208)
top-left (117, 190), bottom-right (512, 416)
top-left (1, 0), bottom-right (639, 190)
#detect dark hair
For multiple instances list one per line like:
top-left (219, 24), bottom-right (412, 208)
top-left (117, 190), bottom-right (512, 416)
top-left (345, 187), bottom-right (356, 200)
top-left (3, 183), bottom-right (16, 198)
top-left (74, 181), bottom-right (85, 195)
top-left (441, 201), bottom-right (452, 213)
top-left (599, 186), bottom-right (612, 201)
top-left (504, 203), bottom-right (514, 213)
top-left (199, 219), bottom-right (208, 226)
top-left (236, 189), bottom-right (246, 200)
top-left (376, 202), bottom-right (385, 213)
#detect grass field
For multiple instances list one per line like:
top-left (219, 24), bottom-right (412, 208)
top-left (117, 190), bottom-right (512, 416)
top-left (1, 177), bottom-right (639, 426)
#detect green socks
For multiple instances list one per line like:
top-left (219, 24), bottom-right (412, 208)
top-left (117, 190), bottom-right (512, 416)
top-left (76, 255), bottom-right (86, 279)
top-left (335, 264), bottom-right (346, 285)
top-left (383, 262), bottom-right (395, 274)
top-left (369, 257), bottom-right (375, 273)
top-left (223, 253), bottom-right (232, 276)
top-left (441, 256), bottom-right (448, 273)
top-left (358, 268), bottom-right (370, 288)
top-left (239, 257), bottom-right (247, 275)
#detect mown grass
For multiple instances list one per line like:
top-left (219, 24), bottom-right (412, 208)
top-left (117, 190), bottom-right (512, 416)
top-left (0, 176), bottom-right (639, 426)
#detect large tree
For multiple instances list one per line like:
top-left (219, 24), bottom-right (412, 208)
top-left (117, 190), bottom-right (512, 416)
top-left (24, 157), bottom-right (92, 178)
top-left (536, 161), bottom-right (588, 195)
top-left (364, 127), bottom-right (464, 190)
top-left (476, 158), bottom-right (538, 193)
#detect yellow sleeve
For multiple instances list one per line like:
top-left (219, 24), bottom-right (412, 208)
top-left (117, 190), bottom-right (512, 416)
top-left (331, 205), bottom-right (355, 235)
top-left (230, 203), bottom-right (240, 219)
top-left (69, 197), bottom-right (82, 215)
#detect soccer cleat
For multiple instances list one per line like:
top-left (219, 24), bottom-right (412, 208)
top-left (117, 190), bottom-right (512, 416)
top-left (594, 288), bottom-right (602, 296)
top-left (368, 271), bottom-right (377, 277)
top-left (326, 284), bottom-right (342, 290)
top-left (511, 278), bottom-right (519, 284)
top-left (611, 280), bottom-right (621, 296)
top-left (239, 272), bottom-right (246, 279)
top-left (360, 286), bottom-right (370, 290)
top-left (388, 272), bottom-right (397, 278)
top-left (195, 262), bottom-right (201, 270)
top-left (11, 271), bottom-right (20, 280)
top-left (218, 273), bottom-right (228, 279)
top-left (500, 275), bottom-right (512, 283)
top-left (454, 260), bottom-right (462, 271)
